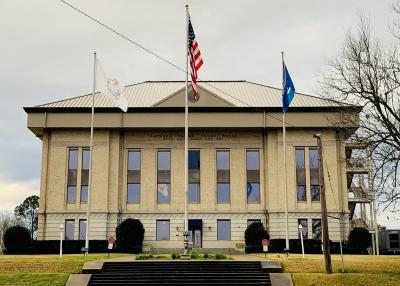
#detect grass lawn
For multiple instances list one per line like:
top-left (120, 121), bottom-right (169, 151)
top-left (255, 253), bottom-right (400, 286)
top-left (0, 253), bottom-right (132, 286)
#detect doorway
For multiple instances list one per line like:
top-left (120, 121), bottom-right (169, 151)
top-left (188, 219), bottom-right (202, 248)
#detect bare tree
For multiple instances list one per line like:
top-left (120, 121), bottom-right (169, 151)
top-left (320, 12), bottom-right (400, 212)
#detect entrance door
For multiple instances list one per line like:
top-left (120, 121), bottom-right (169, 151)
top-left (188, 219), bottom-right (202, 248)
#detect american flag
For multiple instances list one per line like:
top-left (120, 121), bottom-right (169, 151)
top-left (188, 17), bottom-right (203, 101)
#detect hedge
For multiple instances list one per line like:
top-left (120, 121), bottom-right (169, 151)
top-left (245, 239), bottom-right (349, 254)
top-left (3, 240), bottom-right (139, 255)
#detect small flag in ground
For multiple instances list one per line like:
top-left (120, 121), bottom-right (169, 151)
top-left (96, 59), bottom-right (128, 112)
top-left (188, 17), bottom-right (203, 101)
top-left (282, 62), bottom-right (295, 113)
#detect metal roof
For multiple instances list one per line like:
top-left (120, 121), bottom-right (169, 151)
top-left (34, 81), bottom-right (350, 109)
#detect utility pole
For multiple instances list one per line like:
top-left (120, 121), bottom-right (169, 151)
top-left (314, 134), bottom-right (332, 274)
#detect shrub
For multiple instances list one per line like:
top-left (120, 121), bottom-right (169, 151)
top-left (171, 252), bottom-right (181, 259)
top-left (244, 222), bottom-right (269, 253)
top-left (136, 253), bottom-right (154, 260)
top-left (191, 250), bottom-right (200, 259)
top-left (348, 227), bottom-right (371, 254)
top-left (3, 226), bottom-right (31, 254)
top-left (116, 218), bottom-right (145, 253)
top-left (215, 253), bottom-right (226, 259)
top-left (203, 252), bottom-right (209, 259)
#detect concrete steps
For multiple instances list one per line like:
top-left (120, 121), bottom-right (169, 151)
top-left (87, 261), bottom-right (272, 286)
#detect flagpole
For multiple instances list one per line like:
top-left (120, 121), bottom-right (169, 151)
top-left (183, 4), bottom-right (189, 255)
top-left (282, 51), bottom-right (290, 252)
top-left (85, 52), bottom-right (96, 254)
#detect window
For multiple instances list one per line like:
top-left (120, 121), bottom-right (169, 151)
top-left (217, 220), bottom-right (231, 240)
top-left (65, 219), bottom-right (75, 240)
top-left (157, 150), bottom-right (171, 203)
top-left (67, 149), bottom-right (78, 203)
top-left (188, 150), bottom-right (200, 203)
top-left (312, 219), bottom-right (322, 240)
top-left (79, 219), bottom-right (87, 240)
top-left (389, 233), bottom-right (400, 249)
top-left (127, 150), bottom-right (141, 203)
top-left (309, 148), bottom-right (320, 201)
top-left (295, 148), bottom-right (306, 202)
top-left (217, 150), bottom-right (230, 203)
top-left (80, 149), bottom-right (90, 203)
top-left (246, 150), bottom-right (260, 203)
top-left (298, 219), bottom-right (308, 239)
top-left (156, 220), bottom-right (170, 240)
top-left (247, 219), bottom-right (262, 227)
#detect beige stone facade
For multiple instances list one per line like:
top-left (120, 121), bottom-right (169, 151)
top-left (25, 81), bottom-right (359, 250)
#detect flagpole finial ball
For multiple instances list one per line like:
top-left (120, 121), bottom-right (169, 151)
top-left (186, 4), bottom-right (189, 8)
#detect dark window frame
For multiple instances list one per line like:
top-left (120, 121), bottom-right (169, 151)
top-left (217, 219), bottom-right (231, 241)
top-left (246, 149), bottom-right (261, 203)
top-left (79, 219), bottom-right (87, 240)
top-left (156, 219), bottom-right (170, 241)
top-left (65, 219), bottom-right (75, 240)
top-left (157, 150), bottom-right (171, 203)
top-left (309, 147), bottom-right (320, 202)
top-left (312, 219), bottom-right (322, 240)
top-left (295, 147), bottom-right (307, 202)
top-left (127, 150), bottom-right (141, 203)
top-left (216, 150), bottom-right (230, 204)
top-left (188, 149), bottom-right (200, 204)
top-left (67, 148), bottom-right (78, 204)
top-left (298, 218), bottom-right (308, 239)
top-left (80, 148), bottom-right (90, 203)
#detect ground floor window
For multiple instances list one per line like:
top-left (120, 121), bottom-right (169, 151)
top-left (156, 220), bottom-right (170, 241)
top-left (312, 219), bottom-right (321, 240)
top-left (298, 219), bottom-right (308, 239)
top-left (217, 219), bottom-right (231, 240)
top-left (65, 219), bottom-right (75, 240)
top-left (79, 219), bottom-right (87, 240)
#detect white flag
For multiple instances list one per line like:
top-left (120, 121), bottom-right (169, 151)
top-left (96, 59), bottom-right (128, 112)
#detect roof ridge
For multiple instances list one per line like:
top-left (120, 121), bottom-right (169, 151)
top-left (244, 80), bottom-right (356, 107)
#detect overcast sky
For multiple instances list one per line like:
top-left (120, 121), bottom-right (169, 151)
top-left (0, 0), bottom-right (398, 227)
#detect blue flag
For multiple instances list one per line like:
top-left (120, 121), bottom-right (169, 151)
top-left (282, 63), bottom-right (295, 113)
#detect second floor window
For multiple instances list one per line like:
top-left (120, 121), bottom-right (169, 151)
top-left (309, 148), bottom-right (320, 201)
top-left (246, 150), bottom-right (260, 203)
top-left (80, 149), bottom-right (90, 203)
top-left (127, 150), bottom-right (141, 203)
top-left (188, 150), bottom-right (200, 203)
top-left (295, 148), bottom-right (306, 202)
top-left (67, 149), bottom-right (78, 203)
top-left (217, 150), bottom-right (230, 203)
top-left (157, 150), bottom-right (171, 203)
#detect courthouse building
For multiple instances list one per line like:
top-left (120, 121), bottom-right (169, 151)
top-left (25, 81), bottom-right (361, 250)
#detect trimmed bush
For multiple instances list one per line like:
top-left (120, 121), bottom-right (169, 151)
top-left (136, 253), bottom-right (154, 260)
top-left (116, 218), bottom-right (145, 253)
top-left (171, 252), bottom-right (181, 259)
top-left (348, 227), bottom-right (371, 254)
top-left (3, 226), bottom-right (31, 254)
top-left (215, 253), bottom-right (226, 259)
top-left (191, 251), bottom-right (200, 259)
top-left (244, 222), bottom-right (269, 253)
top-left (203, 253), bottom-right (209, 259)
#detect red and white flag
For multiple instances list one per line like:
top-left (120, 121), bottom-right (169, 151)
top-left (188, 17), bottom-right (203, 101)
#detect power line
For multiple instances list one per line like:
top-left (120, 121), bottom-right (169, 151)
top-left (59, 0), bottom-right (294, 127)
